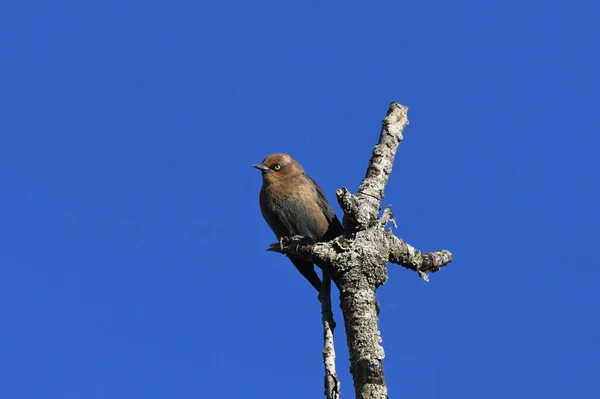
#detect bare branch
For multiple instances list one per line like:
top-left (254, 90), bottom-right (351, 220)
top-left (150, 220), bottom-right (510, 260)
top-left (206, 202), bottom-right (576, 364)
top-left (340, 277), bottom-right (386, 399)
top-left (386, 232), bottom-right (453, 281)
top-left (319, 276), bottom-right (341, 399)
top-left (267, 236), bottom-right (339, 267)
top-left (338, 102), bottom-right (410, 230)
top-left (266, 230), bottom-right (452, 283)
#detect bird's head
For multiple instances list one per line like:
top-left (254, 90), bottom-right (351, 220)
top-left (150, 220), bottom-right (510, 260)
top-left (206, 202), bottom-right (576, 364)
top-left (253, 153), bottom-right (305, 184)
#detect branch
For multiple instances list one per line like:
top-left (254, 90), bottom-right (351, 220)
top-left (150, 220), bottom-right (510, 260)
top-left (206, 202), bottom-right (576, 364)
top-left (386, 233), bottom-right (453, 282)
top-left (337, 102), bottom-right (410, 229)
top-left (267, 236), bottom-right (341, 280)
top-left (266, 230), bottom-right (453, 283)
top-left (319, 275), bottom-right (341, 399)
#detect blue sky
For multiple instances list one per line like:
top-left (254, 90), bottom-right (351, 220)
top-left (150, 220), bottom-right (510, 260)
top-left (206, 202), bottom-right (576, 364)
top-left (1, 1), bottom-right (599, 398)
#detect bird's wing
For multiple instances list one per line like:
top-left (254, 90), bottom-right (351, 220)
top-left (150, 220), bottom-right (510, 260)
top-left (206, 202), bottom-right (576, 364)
top-left (306, 175), bottom-right (337, 223)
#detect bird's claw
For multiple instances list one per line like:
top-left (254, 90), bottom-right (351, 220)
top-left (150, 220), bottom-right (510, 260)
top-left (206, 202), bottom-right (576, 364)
top-left (279, 237), bottom-right (287, 252)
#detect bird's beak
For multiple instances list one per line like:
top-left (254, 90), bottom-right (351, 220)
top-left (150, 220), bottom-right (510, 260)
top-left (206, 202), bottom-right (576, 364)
top-left (252, 163), bottom-right (269, 171)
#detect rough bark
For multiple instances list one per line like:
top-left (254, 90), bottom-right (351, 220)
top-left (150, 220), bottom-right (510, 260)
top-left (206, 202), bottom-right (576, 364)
top-left (267, 102), bottom-right (453, 399)
top-left (338, 103), bottom-right (410, 231)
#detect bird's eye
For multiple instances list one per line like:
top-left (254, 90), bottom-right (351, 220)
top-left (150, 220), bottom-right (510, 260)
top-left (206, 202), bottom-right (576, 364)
top-left (273, 164), bottom-right (281, 171)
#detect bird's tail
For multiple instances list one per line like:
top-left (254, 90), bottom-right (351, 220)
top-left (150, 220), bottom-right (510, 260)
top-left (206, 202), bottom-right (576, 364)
top-left (290, 258), bottom-right (322, 292)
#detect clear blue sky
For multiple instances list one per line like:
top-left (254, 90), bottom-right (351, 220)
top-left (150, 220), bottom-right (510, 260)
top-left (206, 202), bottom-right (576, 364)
top-left (1, 1), bottom-right (598, 398)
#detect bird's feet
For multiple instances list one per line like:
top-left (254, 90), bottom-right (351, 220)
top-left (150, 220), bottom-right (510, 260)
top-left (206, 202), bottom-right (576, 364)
top-left (279, 237), bottom-right (287, 252)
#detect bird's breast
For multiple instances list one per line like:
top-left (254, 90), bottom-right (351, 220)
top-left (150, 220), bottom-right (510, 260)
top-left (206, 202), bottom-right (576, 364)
top-left (259, 183), bottom-right (327, 240)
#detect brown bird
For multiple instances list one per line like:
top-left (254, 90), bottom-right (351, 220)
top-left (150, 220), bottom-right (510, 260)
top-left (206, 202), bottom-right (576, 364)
top-left (253, 153), bottom-right (343, 292)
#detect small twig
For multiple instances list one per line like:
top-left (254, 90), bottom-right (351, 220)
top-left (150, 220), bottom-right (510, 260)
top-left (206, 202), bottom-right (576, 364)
top-left (267, 236), bottom-right (339, 272)
top-left (379, 205), bottom-right (397, 229)
top-left (320, 275), bottom-right (341, 399)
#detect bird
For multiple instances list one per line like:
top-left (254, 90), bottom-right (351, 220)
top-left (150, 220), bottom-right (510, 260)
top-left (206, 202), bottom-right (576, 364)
top-left (253, 153), bottom-right (344, 292)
